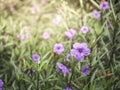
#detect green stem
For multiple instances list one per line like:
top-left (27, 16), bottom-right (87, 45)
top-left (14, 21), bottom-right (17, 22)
top-left (37, 64), bottom-right (40, 90)
top-left (69, 61), bottom-right (76, 86)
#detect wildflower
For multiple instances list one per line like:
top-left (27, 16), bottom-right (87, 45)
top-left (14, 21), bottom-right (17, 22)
top-left (82, 66), bottom-right (90, 75)
top-left (31, 3), bottom-right (39, 14)
top-left (53, 43), bottom-right (64, 55)
top-left (32, 53), bottom-right (40, 63)
top-left (80, 26), bottom-right (89, 34)
top-left (52, 16), bottom-right (61, 25)
top-left (42, 32), bottom-right (50, 39)
top-left (17, 33), bottom-right (30, 40)
top-left (70, 42), bottom-right (90, 61)
top-left (27, 69), bottom-right (36, 74)
top-left (32, 69), bottom-right (36, 73)
top-left (9, 7), bottom-right (15, 12)
top-left (65, 86), bottom-right (72, 90)
top-left (66, 54), bottom-right (70, 62)
top-left (57, 62), bottom-right (69, 76)
top-left (93, 10), bottom-right (101, 19)
top-left (100, 1), bottom-right (109, 11)
top-left (17, 34), bottom-right (24, 40)
top-left (57, 9), bottom-right (62, 14)
top-left (0, 79), bottom-right (3, 88)
top-left (118, 14), bottom-right (120, 20)
top-left (64, 29), bottom-right (76, 39)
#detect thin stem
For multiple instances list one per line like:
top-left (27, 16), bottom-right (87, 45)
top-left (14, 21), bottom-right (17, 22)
top-left (109, 23), bottom-right (117, 66)
top-left (37, 64), bottom-right (40, 90)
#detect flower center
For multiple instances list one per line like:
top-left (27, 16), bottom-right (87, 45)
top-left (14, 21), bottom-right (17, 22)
top-left (103, 4), bottom-right (106, 7)
top-left (57, 46), bottom-right (61, 50)
top-left (78, 48), bottom-right (83, 53)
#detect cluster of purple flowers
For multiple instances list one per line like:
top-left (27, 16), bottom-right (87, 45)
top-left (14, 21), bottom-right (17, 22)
top-left (92, 1), bottom-right (110, 19)
top-left (55, 42), bottom-right (91, 90)
top-left (29, 1), bottom-right (110, 90)
top-left (0, 79), bottom-right (3, 90)
top-left (70, 42), bottom-right (90, 61)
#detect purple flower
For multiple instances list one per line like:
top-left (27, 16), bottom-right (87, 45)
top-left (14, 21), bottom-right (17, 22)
top-left (57, 9), bottom-right (62, 14)
top-left (17, 34), bottom-right (25, 40)
top-left (56, 62), bottom-right (69, 76)
top-left (80, 26), bottom-right (89, 34)
top-left (9, 7), bottom-right (15, 12)
top-left (82, 66), bottom-right (90, 75)
top-left (64, 29), bottom-right (76, 39)
top-left (32, 69), bottom-right (36, 73)
top-left (100, 1), bottom-right (109, 11)
top-left (65, 86), bottom-right (72, 90)
top-left (17, 33), bottom-right (30, 40)
top-left (42, 32), bottom-right (50, 39)
top-left (53, 43), bottom-right (64, 55)
top-left (118, 14), bottom-right (120, 20)
top-left (93, 10), bottom-right (101, 19)
top-left (70, 42), bottom-right (90, 61)
top-left (0, 79), bottom-right (3, 88)
top-left (66, 54), bottom-right (71, 62)
top-left (27, 69), bottom-right (36, 74)
top-left (52, 16), bottom-right (61, 25)
top-left (32, 53), bottom-right (40, 63)
top-left (31, 3), bottom-right (39, 14)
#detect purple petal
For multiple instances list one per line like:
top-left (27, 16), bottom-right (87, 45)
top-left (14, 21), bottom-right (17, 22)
top-left (0, 79), bottom-right (4, 88)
